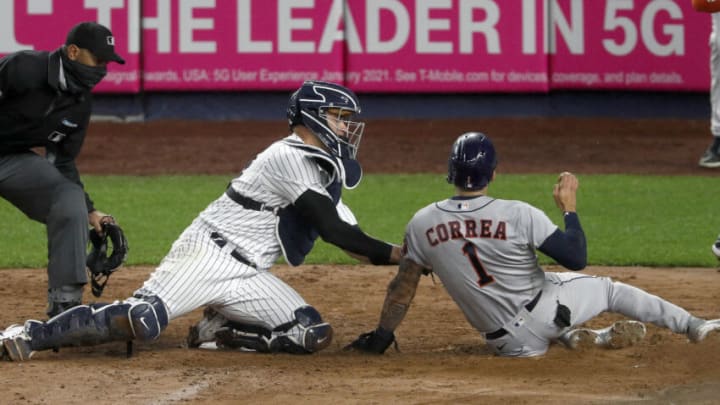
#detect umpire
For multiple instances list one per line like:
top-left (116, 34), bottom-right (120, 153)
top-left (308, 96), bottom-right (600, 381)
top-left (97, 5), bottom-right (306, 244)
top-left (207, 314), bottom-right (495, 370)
top-left (0, 22), bottom-right (125, 317)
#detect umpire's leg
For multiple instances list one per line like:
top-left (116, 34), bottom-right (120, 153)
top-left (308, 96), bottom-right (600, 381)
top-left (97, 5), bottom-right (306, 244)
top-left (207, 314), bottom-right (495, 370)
top-left (0, 152), bottom-right (89, 317)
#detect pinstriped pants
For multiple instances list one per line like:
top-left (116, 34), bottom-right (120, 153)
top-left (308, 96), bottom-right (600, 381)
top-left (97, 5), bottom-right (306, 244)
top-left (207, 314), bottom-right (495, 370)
top-left (134, 219), bottom-right (307, 335)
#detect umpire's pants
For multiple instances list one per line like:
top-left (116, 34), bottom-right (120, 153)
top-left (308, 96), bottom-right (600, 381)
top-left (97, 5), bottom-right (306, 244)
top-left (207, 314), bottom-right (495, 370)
top-left (0, 152), bottom-right (88, 289)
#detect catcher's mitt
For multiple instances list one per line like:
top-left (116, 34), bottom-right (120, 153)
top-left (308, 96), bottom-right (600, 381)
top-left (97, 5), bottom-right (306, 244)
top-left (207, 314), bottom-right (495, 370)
top-left (87, 222), bottom-right (129, 297)
top-left (344, 327), bottom-right (396, 354)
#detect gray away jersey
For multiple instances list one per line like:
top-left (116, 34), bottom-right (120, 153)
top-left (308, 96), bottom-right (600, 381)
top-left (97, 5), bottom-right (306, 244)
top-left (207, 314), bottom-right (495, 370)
top-left (403, 195), bottom-right (557, 333)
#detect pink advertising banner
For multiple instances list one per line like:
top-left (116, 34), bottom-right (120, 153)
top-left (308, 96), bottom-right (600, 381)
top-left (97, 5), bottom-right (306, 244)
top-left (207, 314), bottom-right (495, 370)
top-left (0, 0), bottom-right (712, 93)
top-left (141, 0), bottom-right (343, 90)
top-left (343, 0), bottom-right (550, 92)
top-left (550, 0), bottom-right (711, 90)
top-left (0, 0), bottom-right (139, 93)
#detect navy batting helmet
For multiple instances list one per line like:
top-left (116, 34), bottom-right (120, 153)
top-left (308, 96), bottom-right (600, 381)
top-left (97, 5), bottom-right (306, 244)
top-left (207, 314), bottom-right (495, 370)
top-left (287, 81), bottom-right (365, 160)
top-left (447, 132), bottom-right (497, 190)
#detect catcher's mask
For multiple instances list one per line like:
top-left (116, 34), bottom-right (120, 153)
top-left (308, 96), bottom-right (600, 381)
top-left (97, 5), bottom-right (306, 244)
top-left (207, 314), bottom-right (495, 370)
top-left (86, 222), bottom-right (128, 297)
top-left (447, 132), bottom-right (498, 191)
top-left (287, 80), bottom-right (365, 160)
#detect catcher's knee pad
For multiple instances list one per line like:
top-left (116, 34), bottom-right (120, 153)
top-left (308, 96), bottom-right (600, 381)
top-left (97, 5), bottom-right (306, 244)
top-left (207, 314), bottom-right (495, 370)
top-left (128, 296), bottom-right (168, 341)
top-left (269, 305), bottom-right (333, 354)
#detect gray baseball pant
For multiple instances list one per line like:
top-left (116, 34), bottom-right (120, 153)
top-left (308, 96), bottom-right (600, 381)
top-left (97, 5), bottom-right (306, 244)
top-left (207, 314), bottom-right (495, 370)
top-left (0, 152), bottom-right (88, 295)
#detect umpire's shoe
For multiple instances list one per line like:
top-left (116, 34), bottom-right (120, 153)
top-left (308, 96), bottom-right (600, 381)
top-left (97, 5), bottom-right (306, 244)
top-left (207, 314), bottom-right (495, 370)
top-left (560, 320), bottom-right (646, 350)
top-left (0, 323), bottom-right (34, 361)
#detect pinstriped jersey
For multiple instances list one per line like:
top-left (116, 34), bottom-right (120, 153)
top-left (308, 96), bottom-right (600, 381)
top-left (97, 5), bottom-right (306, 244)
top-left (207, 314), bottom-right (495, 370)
top-left (403, 195), bottom-right (557, 332)
top-left (198, 134), bottom-right (357, 270)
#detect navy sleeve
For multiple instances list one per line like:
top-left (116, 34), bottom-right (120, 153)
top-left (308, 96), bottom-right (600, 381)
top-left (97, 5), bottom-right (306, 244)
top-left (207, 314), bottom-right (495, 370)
top-left (294, 190), bottom-right (393, 265)
top-left (537, 212), bottom-right (587, 270)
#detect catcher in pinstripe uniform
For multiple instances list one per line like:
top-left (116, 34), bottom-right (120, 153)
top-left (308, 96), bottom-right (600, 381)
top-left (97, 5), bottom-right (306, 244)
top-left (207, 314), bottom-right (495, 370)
top-left (0, 80), bottom-right (402, 361)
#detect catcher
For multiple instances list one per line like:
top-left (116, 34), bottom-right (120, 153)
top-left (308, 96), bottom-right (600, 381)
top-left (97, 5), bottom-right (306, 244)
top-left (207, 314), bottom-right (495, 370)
top-left (347, 132), bottom-right (720, 357)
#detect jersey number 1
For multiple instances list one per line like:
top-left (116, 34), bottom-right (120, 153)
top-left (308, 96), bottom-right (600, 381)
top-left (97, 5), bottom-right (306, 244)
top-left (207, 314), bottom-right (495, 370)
top-left (462, 242), bottom-right (495, 287)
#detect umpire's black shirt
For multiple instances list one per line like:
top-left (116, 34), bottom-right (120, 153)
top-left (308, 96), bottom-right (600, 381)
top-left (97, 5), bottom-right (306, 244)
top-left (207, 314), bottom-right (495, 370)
top-left (0, 48), bottom-right (95, 211)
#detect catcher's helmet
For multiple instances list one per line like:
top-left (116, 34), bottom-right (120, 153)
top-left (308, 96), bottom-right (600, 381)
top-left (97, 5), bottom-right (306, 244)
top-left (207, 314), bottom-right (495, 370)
top-left (287, 80), bottom-right (365, 160)
top-left (447, 132), bottom-right (497, 190)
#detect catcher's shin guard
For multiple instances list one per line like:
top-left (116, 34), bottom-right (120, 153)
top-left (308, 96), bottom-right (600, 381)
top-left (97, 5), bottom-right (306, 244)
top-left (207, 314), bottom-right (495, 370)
top-left (29, 304), bottom-right (132, 351)
top-left (214, 305), bottom-right (333, 354)
top-left (270, 305), bottom-right (333, 353)
top-left (214, 323), bottom-right (273, 352)
top-left (27, 297), bottom-right (168, 352)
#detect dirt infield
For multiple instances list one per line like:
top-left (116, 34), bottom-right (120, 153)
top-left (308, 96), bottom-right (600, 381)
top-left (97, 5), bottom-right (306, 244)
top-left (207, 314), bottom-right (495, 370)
top-left (1, 266), bottom-right (719, 404)
top-left (1, 117), bottom-right (720, 404)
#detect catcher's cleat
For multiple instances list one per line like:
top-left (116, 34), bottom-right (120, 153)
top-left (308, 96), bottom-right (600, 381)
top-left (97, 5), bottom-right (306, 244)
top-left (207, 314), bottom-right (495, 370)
top-left (187, 307), bottom-right (228, 348)
top-left (560, 320), bottom-right (646, 350)
top-left (0, 324), bottom-right (34, 361)
top-left (687, 318), bottom-right (720, 343)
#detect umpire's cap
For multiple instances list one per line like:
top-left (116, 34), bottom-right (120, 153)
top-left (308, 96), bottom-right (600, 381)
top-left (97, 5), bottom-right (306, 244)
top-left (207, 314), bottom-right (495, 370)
top-left (66, 21), bottom-right (125, 64)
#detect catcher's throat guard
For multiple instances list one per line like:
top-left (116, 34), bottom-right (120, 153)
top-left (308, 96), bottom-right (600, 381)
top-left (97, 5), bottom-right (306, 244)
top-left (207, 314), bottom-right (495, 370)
top-left (86, 222), bottom-right (128, 297)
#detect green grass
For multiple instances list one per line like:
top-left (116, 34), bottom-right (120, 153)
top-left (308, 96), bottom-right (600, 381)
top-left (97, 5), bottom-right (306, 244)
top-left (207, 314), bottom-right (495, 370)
top-left (0, 174), bottom-right (717, 268)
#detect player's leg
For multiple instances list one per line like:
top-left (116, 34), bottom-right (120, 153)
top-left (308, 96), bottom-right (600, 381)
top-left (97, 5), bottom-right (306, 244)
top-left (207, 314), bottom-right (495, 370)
top-left (132, 220), bottom-right (252, 320)
top-left (0, 153), bottom-right (88, 317)
top-left (188, 271), bottom-right (332, 354)
top-left (0, 296), bottom-right (169, 361)
top-left (700, 14), bottom-right (720, 168)
top-left (547, 272), bottom-right (719, 345)
top-left (544, 272), bottom-right (686, 331)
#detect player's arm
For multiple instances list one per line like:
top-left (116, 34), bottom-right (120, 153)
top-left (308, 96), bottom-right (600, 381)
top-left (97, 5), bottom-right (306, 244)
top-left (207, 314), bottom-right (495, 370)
top-left (377, 257), bottom-right (425, 332)
top-left (692, 0), bottom-right (720, 13)
top-left (344, 246), bottom-right (403, 265)
top-left (537, 213), bottom-right (587, 270)
top-left (538, 171), bottom-right (587, 270)
top-left (294, 189), bottom-right (400, 265)
top-left (345, 257), bottom-right (426, 354)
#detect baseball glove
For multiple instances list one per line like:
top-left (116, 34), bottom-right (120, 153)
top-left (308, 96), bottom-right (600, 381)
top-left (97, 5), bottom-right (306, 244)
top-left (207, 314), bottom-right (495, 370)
top-left (87, 222), bottom-right (129, 297)
top-left (344, 327), bottom-right (396, 354)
